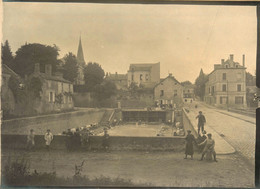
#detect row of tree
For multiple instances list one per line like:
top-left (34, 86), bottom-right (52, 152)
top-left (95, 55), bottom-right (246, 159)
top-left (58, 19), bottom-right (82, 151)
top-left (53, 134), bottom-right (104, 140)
top-left (1, 40), bottom-right (117, 101)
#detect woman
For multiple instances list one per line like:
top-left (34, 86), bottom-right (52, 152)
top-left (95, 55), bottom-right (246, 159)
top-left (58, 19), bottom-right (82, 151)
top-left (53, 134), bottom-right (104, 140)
top-left (184, 130), bottom-right (196, 160)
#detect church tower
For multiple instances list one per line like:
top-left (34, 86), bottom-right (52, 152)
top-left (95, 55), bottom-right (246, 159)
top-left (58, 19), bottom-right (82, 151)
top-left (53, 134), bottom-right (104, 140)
top-left (75, 36), bottom-right (85, 85)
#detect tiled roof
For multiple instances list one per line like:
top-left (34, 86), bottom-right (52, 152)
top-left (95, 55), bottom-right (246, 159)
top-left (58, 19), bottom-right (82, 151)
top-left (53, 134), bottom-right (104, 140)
top-left (154, 75), bottom-right (181, 88)
top-left (2, 64), bottom-right (20, 78)
top-left (33, 73), bottom-right (72, 84)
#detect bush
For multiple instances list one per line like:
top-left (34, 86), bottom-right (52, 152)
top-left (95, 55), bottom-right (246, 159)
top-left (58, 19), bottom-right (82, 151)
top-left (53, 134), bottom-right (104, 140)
top-left (2, 157), bottom-right (149, 187)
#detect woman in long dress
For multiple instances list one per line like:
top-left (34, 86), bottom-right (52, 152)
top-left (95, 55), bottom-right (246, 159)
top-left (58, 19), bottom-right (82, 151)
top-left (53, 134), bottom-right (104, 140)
top-left (184, 130), bottom-right (196, 160)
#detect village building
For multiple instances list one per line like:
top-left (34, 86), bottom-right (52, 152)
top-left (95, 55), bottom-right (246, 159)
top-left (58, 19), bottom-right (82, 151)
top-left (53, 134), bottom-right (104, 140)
top-left (127, 62), bottom-right (160, 88)
top-left (204, 54), bottom-right (247, 109)
top-left (30, 63), bottom-right (74, 113)
top-left (105, 72), bottom-right (127, 90)
top-left (182, 84), bottom-right (195, 102)
top-left (154, 73), bottom-right (183, 106)
top-left (74, 36), bottom-right (86, 85)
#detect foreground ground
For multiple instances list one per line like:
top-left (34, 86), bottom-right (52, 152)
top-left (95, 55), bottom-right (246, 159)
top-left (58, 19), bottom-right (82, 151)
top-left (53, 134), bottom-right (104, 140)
top-left (2, 149), bottom-right (254, 187)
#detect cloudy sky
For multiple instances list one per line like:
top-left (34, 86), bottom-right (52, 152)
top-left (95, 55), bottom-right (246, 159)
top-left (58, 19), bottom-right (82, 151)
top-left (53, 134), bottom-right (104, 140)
top-left (2, 2), bottom-right (257, 83)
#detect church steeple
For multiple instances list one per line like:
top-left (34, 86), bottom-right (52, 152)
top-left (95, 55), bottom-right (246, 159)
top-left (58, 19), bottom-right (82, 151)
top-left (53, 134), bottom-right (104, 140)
top-left (77, 36), bottom-right (85, 65)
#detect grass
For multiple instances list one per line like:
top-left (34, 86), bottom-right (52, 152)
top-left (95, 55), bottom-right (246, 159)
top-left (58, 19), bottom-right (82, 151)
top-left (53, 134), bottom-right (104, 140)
top-left (1, 156), bottom-right (150, 187)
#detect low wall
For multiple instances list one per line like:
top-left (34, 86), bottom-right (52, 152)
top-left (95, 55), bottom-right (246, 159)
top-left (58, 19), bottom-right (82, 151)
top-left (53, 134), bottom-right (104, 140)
top-left (1, 109), bottom-right (106, 135)
top-left (2, 134), bottom-right (186, 151)
top-left (182, 108), bottom-right (198, 137)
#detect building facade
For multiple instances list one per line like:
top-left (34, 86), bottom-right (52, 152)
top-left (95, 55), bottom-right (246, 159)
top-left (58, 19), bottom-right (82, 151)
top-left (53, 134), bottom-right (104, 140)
top-left (204, 54), bottom-right (247, 109)
top-left (75, 37), bottom-right (86, 85)
top-left (30, 63), bottom-right (74, 113)
top-left (127, 62), bottom-right (160, 88)
top-left (154, 74), bottom-right (183, 106)
top-left (182, 84), bottom-right (195, 101)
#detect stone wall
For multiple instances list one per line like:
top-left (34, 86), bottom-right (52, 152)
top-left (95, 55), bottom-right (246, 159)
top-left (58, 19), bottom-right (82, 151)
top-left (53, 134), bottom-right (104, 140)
top-left (1, 109), bottom-right (106, 135)
top-left (2, 134), bottom-right (186, 151)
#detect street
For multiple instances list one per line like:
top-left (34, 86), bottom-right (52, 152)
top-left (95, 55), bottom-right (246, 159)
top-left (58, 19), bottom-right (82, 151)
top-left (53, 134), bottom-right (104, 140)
top-left (185, 101), bottom-right (256, 165)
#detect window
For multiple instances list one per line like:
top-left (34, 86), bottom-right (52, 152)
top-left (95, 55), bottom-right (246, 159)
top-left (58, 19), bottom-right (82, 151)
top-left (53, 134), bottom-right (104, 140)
top-left (131, 74), bottom-right (134, 81)
top-left (49, 92), bottom-right (55, 103)
top-left (211, 86), bottom-right (214, 94)
top-left (209, 87), bottom-right (211, 93)
top-left (237, 73), bottom-right (242, 80)
top-left (140, 74), bottom-right (143, 81)
top-left (222, 84), bottom-right (227, 92)
top-left (237, 84), bottom-right (241, 92)
top-left (160, 90), bottom-right (164, 97)
top-left (235, 97), bottom-right (243, 104)
top-left (145, 74), bottom-right (149, 81)
top-left (222, 73), bottom-right (226, 80)
top-left (220, 96), bottom-right (228, 104)
top-left (174, 90), bottom-right (177, 96)
top-left (187, 89), bottom-right (190, 93)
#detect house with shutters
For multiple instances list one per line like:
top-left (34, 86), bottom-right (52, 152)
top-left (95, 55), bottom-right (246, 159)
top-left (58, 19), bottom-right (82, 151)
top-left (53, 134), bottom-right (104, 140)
top-left (127, 62), bottom-right (160, 88)
top-left (154, 73), bottom-right (183, 106)
top-left (29, 63), bottom-right (74, 113)
top-left (204, 54), bottom-right (247, 108)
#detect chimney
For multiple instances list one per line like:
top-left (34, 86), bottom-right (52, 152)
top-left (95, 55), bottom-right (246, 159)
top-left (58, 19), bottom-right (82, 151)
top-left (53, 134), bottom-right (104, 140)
top-left (230, 54), bottom-right (234, 61)
top-left (169, 73), bottom-right (172, 77)
top-left (242, 54), bottom-right (245, 67)
top-left (34, 63), bottom-right (40, 74)
top-left (45, 64), bottom-right (52, 76)
top-left (221, 59), bottom-right (225, 64)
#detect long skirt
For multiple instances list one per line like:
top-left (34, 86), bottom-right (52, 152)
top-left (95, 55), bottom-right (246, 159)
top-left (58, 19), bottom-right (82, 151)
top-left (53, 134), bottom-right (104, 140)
top-left (185, 143), bottom-right (194, 155)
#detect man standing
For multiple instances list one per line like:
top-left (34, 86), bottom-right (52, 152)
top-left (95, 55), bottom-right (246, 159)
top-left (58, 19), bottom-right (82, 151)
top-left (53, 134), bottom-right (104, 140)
top-left (198, 133), bottom-right (217, 162)
top-left (196, 111), bottom-right (206, 134)
top-left (44, 129), bottom-right (53, 151)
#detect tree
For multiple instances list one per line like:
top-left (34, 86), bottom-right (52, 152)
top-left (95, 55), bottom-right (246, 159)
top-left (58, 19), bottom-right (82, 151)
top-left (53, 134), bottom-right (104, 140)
top-left (1, 40), bottom-right (14, 68)
top-left (181, 81), bottom-right (192, 86)
top-left (246, 72), bottom-right (255, 86)
top-left (13, 43), bottom-right (59, 77)
top-left (84, 62), bottom-right (105, 91)
top-left (62, 52), bottom-right (78, 83)
top-left (194, 69), bottom-right (208, 100)
top-left (92, 80), bottom-right (117, 101)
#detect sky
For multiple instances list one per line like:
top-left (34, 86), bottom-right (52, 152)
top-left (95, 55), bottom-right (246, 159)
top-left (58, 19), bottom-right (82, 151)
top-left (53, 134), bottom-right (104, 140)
top-left (2, 2), bottom-right (257, 83)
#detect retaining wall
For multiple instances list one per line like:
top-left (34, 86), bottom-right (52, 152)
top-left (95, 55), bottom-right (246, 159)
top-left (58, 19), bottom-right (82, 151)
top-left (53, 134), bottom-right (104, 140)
top-left (2, 134), bottom-right (186, 151)
top-left (1, 109), bottom-right (106, 135)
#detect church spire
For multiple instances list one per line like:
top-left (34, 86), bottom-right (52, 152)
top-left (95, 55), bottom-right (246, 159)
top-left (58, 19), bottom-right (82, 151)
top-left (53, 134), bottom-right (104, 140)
top-left (77, 36), bottom-right (85, 65)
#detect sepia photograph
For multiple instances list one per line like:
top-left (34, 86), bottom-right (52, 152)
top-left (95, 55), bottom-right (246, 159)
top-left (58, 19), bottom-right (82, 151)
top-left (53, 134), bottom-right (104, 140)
top-left (1, 1), bottom-right (258, 187)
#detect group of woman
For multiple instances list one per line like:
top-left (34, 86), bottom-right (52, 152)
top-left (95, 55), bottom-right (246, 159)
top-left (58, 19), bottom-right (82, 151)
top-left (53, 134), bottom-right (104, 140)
top-left (184, 130), bottom-right (217, 162)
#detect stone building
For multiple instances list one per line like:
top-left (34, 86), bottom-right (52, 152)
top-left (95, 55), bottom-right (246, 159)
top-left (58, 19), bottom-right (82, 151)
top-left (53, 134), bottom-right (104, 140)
top-left (75, 36), bottom-right (86, 85)
top-left (30, 63), bottom-right (74, 113)
top-left (182, 84), bottom-right (195, 102)
top-left (154, 74), bottom-right (183, 106)
top-left (127, 62), bottom-right (160, 88)
top-left (204, 54), bottom-right (247, 109)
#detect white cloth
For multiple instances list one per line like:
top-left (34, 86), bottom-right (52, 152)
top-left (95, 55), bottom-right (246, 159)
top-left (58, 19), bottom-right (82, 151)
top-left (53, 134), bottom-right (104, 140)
top-left (44, 132), bottom-right (53, 146)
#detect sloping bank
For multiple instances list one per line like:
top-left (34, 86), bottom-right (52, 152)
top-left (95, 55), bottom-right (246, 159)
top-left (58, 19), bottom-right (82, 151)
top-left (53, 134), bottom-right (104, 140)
top-left (1, 108), bottom-right (106, 135)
